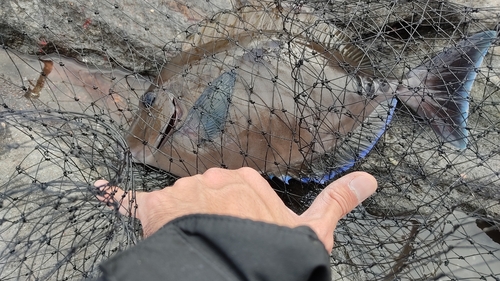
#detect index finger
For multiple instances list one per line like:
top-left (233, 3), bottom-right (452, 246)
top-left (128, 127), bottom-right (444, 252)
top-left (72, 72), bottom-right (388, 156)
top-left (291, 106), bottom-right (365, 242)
top-left (94, 179), bottom-right (143, 218)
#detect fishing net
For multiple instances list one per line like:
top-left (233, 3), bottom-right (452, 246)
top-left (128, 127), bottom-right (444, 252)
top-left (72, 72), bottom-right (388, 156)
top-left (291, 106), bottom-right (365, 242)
top-left (1, 0), bottom-right (499, 280)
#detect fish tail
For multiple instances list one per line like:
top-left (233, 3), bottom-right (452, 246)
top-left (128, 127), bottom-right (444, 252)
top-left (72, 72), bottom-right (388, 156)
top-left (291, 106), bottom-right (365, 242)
top-left (398, 31), bottom-right (496, 149)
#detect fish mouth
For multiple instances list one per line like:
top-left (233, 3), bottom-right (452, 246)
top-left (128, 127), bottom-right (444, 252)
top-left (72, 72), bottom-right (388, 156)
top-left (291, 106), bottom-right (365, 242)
top-left (156, 98), bottom-right (181, 149)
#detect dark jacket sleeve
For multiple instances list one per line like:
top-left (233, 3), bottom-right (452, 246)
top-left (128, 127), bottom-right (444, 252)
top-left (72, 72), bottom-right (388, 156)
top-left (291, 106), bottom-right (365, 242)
top-left (97, 214), bottom-right (331, 281)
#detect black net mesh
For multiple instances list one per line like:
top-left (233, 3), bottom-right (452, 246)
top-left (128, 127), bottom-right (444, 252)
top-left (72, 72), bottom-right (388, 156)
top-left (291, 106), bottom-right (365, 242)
top-left (1, 0), bottom-right (499, 280)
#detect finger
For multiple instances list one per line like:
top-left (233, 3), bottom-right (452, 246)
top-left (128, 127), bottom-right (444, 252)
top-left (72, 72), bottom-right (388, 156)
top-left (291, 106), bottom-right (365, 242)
top-left (94, 180), bottom-right (114, 202)
top-left (300, 172), bottom-right (377, 250)
top-left (303, 172), bottom-right (377, 221)
top-left (94, 179), bottom-right (141, 217)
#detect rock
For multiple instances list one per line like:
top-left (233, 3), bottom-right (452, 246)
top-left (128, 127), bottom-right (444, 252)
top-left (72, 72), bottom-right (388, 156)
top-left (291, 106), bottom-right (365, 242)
top-left (0, 0), bottom-right (237, 70)
top-left (1, 0), bottom-right (498, 71)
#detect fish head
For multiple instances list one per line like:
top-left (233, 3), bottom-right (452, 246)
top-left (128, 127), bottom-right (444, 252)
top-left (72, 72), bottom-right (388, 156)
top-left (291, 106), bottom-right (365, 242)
top-left (126, 86), bottom-right (183, 165)
top-left (126, 68), bottom-right (238, 176)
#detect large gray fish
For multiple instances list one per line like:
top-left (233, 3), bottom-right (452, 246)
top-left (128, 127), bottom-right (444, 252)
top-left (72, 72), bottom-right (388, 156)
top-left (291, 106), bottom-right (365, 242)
top-left (126, 4), bottom-right (497, 183)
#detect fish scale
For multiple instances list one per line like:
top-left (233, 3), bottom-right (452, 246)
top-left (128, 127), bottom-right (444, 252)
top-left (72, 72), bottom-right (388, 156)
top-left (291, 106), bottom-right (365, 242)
top-left (126, 1), bottom-right (497, 183)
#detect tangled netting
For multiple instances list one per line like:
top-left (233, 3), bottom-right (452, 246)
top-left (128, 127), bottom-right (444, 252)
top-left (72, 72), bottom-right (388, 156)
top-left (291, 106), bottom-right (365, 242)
top-left (1, 0), bottom-right (500, 280)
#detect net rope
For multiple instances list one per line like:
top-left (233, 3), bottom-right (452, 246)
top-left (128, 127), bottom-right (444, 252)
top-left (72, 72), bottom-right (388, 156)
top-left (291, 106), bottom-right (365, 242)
top-left (0, 0), bottom-right (499, 280)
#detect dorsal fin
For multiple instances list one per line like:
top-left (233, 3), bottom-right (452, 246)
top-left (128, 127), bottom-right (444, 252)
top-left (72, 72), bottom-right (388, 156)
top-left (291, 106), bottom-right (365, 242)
top-left (284, 14), bottom-right (374, 74)
top-left (154, 2), bottom-right (374, 87)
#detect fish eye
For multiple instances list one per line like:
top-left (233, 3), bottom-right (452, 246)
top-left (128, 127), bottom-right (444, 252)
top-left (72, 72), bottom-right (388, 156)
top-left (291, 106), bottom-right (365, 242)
top-left (141, 91), bottom-right (157, 108)
top-left (365, 80), bottom-right (374, 93)
top-left (379, 79), bottom-right (390, 92)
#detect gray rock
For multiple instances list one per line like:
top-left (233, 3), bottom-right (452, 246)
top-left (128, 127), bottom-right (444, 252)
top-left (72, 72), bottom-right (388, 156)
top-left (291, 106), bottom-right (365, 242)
top-left (1, 0), bottom-right (237, 70)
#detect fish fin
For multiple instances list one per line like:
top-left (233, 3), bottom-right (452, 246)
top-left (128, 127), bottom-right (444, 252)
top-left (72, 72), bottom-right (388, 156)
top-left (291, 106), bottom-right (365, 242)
top-left (305, 20), bottom-right (376, 75)
top-left (401, 31), bottom-right (496, 149)
top-left (183, 71), bottom-right (236, 141)
top-left (266, 173), bottom-right (292, 184)
top-left (344, 44), bottom-right (377, 76)
top-left (303, 98), bottom-right (398, 184)
top-left (278, 175), bottom-right (292, 184)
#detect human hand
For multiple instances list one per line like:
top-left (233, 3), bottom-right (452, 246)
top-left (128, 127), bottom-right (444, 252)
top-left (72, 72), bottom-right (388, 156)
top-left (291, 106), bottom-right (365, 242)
top-left (94, 167), bottom-right (377, 252)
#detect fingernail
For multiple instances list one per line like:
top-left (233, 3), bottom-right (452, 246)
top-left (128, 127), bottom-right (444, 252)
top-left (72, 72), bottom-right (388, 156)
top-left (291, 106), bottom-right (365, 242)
top-left (349, 176), bottom-right (375, 204)
top-left (94, 179), bottom-right (109, 189)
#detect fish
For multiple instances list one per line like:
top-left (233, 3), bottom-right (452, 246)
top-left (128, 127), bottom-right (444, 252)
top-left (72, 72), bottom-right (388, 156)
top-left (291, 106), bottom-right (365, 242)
top-left (126, 4), bottom-right (497, 184)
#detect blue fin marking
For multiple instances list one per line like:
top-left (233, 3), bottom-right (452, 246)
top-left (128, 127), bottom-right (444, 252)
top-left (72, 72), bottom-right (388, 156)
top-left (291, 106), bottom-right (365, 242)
top-left (459, 31), bottom-right (497, 127)
top-left (279, 175), bottom-right (292, 184)
top-left (301, 97), bottom-right (398, 184)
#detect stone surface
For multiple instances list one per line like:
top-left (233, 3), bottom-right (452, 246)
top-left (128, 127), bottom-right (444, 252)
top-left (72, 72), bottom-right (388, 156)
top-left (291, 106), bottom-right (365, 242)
top-left (1, 0), bottom-right (238, 70)
top-left (1, 0), bottom-right (499, 69)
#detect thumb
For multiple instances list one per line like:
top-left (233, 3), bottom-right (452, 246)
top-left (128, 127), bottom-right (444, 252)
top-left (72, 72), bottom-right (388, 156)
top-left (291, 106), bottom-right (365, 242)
top-left (300, 172), bottom-right (377, 250)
